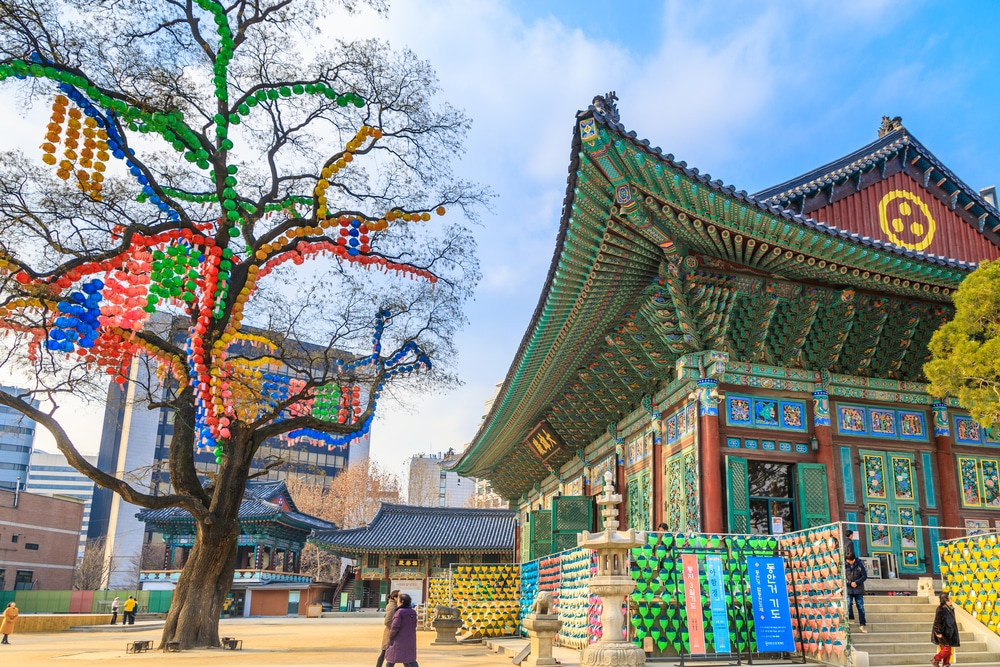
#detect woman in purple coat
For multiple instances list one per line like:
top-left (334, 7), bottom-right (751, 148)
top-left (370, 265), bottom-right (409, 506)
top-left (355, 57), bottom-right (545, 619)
top-left (385, 593), bottom-right (419, 667)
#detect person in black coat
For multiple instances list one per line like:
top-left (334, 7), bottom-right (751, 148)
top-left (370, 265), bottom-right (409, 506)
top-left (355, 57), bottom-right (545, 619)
top-left (932, 592), bottom-right (960, 666)
top-left (845, 554), bottom-right (868, 633)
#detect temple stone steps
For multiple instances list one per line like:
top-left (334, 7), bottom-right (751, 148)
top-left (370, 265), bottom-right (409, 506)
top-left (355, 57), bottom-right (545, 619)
top-left (862, 611), bottom-right (938, 624)
top-left (857, 640), bottom-right (987, 654)
top-left (850, 630), bottom-right (975, 645)
top-left (853, 596), bottom-right (1000, 667)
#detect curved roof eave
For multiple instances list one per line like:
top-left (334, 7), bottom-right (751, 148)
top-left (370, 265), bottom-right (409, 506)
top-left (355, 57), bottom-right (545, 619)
top-left (450, 103), bottom-right (975, 484)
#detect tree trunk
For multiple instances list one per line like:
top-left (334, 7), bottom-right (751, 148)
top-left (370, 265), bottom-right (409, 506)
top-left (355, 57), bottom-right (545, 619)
top-left (159, 517), bottom-right (240, 648)
top-left (159, 436), bottom-right (250, 649)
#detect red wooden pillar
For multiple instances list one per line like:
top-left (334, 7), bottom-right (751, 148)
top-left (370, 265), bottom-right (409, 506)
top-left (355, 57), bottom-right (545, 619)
top-left (932, 402), bottom-right (962, 539)
top-left (812, 389), bottom-right (841, 523)
top-left (698, 378), bottom-right (723, 533)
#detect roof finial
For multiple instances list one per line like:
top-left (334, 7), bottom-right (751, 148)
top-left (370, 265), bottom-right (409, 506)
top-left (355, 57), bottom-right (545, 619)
top-left (592, 92), bottom-right (620, 123)
top-left (878, 115), bottom-right (904, 138)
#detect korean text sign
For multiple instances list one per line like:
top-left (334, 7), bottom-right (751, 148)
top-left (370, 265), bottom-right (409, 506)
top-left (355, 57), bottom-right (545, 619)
top-left (747, 556), bottom-right (795, 652)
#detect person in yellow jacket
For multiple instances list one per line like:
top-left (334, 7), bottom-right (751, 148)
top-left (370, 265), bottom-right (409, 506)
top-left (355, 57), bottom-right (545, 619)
top-left (1, 602), bottom-right (18, 644)
top-left (122, 596), bottom-right (138, 625)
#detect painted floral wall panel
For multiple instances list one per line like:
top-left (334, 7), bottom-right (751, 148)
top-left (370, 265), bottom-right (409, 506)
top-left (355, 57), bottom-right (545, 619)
top-left (627, 471), bottom-right (651, 532)
top-left (868, 502), bottom-right (890, 547)
top-left (891, 456), bottom-right (914, 500)
top-left (864, 454), bottom-right (887, 498)
top-left (665, 456), bottom-right (684, 531)
top-left (960, 457), bottom-right (983, 507)
top-left (982, 459), bottom-right (1000, 507)
top-left (683, 450), bottom-right (700, 532)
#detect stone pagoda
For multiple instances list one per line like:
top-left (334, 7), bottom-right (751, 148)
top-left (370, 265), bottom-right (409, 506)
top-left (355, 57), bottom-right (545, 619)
top-left (578, 470), bottom-right (646, 666)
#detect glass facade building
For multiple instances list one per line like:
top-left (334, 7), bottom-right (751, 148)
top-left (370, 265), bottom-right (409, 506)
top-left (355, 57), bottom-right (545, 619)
top-left (0, 385), bottom-right (38, 492)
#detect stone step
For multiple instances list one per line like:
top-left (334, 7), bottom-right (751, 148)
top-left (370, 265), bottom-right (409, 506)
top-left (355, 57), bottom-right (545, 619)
top-left (860, 640), bottom-right (987, 654)
top-left (850, 622), bottom-right (967, 634)
top-left (851, 631), bottom-right (976, 645)
top-left (863, 603), bottom-right (938, 613)
top-left (860, 612), bottom-right (937, 624)
top-left (866, 595), bottom-right (935, 603)
top-left (869, 651), bottom-right (1000, 666)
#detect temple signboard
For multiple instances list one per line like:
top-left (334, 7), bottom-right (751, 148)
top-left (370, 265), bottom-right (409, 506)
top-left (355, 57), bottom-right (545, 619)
top-left (524, 420), bottom-right (566, 464)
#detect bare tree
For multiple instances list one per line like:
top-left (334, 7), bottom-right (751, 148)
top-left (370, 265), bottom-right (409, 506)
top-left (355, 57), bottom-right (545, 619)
top-left (0, 0), bottom-right (483, 648)
top-left (113, 542), bottom-right (167, 591)
top-left (73, 535), bottom-right (116, 590)
top-left (283, 477), bottom-right (341, 582)
top-left (325, 456), bottom-right (401, 528)
top-left (406, 455), bottom-right (442, 507)
top-left (298, 543), bottom-right (341, 583)
top-left (464, 486), bottom-right (508, 509)
top-left (286, 459), bottom-right (400, 579)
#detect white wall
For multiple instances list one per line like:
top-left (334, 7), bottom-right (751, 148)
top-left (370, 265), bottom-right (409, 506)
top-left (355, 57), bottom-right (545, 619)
top-left (104, 358), bottom-right (161, 589)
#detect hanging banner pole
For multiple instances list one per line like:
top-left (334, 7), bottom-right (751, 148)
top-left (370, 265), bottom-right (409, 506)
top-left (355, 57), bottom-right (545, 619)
top-left (706, 554), bottom-right (732, 654)
top-left (747, 556), bottom-right (796, 653)
top-left (681, 553), bottom-right (706, 654)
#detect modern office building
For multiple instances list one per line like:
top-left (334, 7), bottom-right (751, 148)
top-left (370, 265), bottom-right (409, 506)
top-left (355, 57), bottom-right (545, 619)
top-left (25, 450), bottom-right (97, 558)
top-left (406, 452), bottom-right (478, 508)
top-left (0, 385), bottom-right (38, 493)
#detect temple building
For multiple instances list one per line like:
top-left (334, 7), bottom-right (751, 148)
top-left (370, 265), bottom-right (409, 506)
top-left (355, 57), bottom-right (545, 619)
top-left (450, 96), bottom-right (1000, 578)
top-left (137, 480), bottom-right (336, 616)
top-left (311, 504), bottom-right (515, 607)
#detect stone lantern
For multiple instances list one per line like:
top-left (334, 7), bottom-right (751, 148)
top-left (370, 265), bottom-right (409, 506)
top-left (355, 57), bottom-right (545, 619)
top-left (578, 470), bottom-right (646, 667)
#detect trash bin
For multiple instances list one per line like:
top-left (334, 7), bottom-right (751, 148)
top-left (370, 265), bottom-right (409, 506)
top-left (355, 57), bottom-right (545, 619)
top-left (306, 604), bottom-right (323, 618)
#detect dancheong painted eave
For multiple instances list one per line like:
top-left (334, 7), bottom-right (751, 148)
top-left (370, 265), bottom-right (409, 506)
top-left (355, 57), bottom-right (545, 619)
top-left (449, 95), bottom-right (982, 498)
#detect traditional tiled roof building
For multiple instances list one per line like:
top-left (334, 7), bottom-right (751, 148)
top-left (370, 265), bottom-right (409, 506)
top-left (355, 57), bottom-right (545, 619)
top-left (312, 504), bottom-right (515, 607)
top-left (450, 95), bottom-right (999, 578)
top-left (138, 480), bottom-right (336, 616)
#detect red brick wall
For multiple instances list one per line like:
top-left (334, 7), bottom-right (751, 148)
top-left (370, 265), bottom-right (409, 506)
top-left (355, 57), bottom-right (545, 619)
top-left (0, 490), bottom-right (84, 590)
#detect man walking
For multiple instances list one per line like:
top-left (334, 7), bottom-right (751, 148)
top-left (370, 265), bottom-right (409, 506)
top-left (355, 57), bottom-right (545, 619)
top-left (845, 553), bottom-right (868, 633)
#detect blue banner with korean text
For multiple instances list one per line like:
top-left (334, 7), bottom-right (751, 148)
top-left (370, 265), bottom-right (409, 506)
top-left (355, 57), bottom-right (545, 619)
top-left (747, 556), bottom-right (795, 652)
top-left (705, 555), bottom-right (731, 654)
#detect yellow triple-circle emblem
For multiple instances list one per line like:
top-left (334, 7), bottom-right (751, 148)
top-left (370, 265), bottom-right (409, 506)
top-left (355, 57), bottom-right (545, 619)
top-left (878, 190), bottom-right (936, 252)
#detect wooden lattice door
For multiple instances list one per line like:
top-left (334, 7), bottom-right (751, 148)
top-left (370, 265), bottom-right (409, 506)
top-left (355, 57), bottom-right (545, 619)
top-left (859, 450), bottom-right (924, 574)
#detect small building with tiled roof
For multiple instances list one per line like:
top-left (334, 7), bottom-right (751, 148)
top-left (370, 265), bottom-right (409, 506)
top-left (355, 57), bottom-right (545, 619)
top-left (137, 480), bottom-right (337, 616)
top-left (311, 504), bottom-right (515, 607)
top-left (449, 95), bottom-right (1000, 579)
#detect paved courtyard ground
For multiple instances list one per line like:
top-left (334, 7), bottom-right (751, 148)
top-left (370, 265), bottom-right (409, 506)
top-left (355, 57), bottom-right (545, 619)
top-left (0, 616), bottom-right (547, 666)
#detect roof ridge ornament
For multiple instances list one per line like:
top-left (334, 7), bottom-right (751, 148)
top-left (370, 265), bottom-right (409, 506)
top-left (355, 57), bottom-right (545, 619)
top-left (878, 115), bottom-right (904, 138)
top-left (592, 91), bottom-right (620, 123)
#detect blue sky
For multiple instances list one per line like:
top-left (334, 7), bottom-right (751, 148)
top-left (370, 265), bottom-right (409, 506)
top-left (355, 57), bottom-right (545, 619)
top-left (8, 0), bottom-right (1000, 481)
top-left (340, 0), bottom-right (1000, 477)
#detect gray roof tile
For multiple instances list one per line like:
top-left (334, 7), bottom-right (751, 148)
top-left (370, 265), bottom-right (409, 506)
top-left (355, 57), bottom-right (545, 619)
top-left (310, 503), bottom-right (515, 554)
top-left (136, 480), bottom-right (335, 531)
